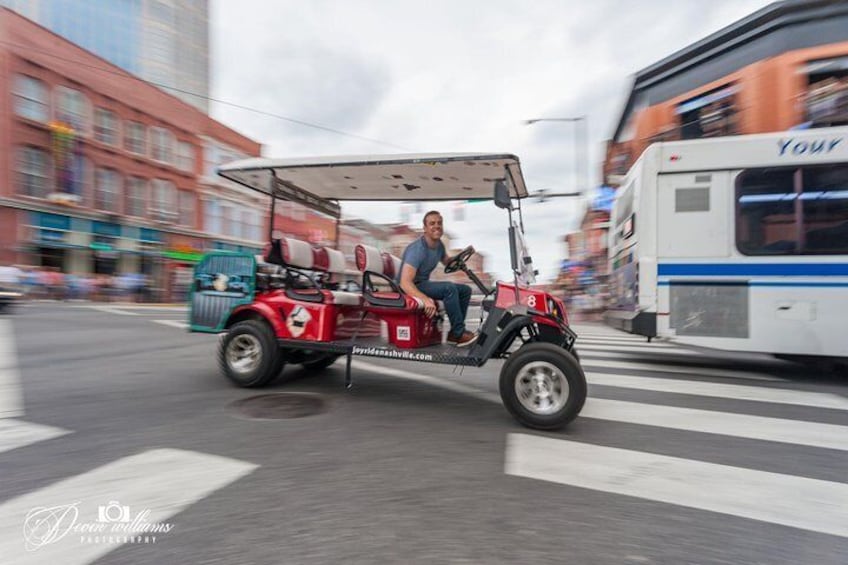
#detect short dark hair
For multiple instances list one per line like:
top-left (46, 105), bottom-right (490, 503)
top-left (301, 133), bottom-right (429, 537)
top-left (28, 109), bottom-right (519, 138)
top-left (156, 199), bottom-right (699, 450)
top-left (423, 210), bottom-right (442, 225)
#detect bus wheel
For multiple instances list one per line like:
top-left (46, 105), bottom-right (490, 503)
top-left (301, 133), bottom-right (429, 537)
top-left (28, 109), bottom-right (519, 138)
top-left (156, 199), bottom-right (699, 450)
top-left (499, 342), bottom-right (586, 430)
top-left (218, 320), bottom-right (284, 388)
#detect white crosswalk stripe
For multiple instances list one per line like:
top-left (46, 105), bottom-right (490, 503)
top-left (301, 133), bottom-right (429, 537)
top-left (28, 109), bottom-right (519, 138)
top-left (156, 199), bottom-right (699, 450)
top-left (0, 419), bottom-right (71, 454)
top-left (578, 343), bottom-right (702, 357)
top-left (585, 370), bottom-right (848, 410)
top-left (577, 336), bottom-right (675, 347)
top-left (151, 319), bottom-right (188, 329)
top-left (0, 319), bottom-right (72, 454)
top-left (0, 318), bottom-right (24, 418)
top-left (506, 434), bottom-right (848, 539)
top-left (352, 325), bottom-right (848, 538)
top-left (510, 326), bottom-right (848, 538)
top-left (0, 448), bottom-right (259, 564)
top-left (86, 306), bottom-right (140, 316)
top-left (1, 315), bottom-right (259, 564)
top-left (579, 357), bottom-right (786, 381)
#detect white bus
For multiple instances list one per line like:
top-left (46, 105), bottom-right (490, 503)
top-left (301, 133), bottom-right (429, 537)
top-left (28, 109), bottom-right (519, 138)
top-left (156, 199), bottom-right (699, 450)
top-left (604, 127), bottom-right (848, 363)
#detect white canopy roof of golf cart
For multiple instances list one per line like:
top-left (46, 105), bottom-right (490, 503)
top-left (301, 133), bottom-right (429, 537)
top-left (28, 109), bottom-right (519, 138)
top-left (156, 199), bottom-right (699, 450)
top-left (217, 153), bottom-right (529, 202)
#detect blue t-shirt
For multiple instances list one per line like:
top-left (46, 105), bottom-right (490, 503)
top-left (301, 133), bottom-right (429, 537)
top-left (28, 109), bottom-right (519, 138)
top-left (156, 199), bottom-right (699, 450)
top-left (399, 237), bottom-right (445, 283)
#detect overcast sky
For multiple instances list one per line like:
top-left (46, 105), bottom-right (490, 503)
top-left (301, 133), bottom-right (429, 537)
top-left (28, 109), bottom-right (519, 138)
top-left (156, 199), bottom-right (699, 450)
top-left (209, 0), bottom-right (774, 282)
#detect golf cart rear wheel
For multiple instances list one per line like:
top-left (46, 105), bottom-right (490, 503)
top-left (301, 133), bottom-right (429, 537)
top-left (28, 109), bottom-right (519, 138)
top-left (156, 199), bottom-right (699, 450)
top-left (499, 342), bottom-right (586, 430)
top-left (218, 320), bottom-right (284, 388)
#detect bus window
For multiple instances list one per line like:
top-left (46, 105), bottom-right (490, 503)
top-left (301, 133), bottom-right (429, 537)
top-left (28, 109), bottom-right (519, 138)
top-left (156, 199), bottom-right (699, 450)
top-left (736, 164), bottom-right (848, 255)
top-left (801, 165), bottom-right (848, 254)
top-left (614, 181), bottom-right (635, 244)
top-left (736, 167), bottom-right (798, 255)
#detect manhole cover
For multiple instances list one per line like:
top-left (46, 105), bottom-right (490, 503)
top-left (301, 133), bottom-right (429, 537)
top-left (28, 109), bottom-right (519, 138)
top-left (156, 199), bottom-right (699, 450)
top-left (229, 393), bottom-right (327, 420)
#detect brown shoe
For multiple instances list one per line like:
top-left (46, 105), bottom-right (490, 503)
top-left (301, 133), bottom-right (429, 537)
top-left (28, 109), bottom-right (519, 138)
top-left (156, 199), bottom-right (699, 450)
top-left (447, 330), bottom-right (478, 348)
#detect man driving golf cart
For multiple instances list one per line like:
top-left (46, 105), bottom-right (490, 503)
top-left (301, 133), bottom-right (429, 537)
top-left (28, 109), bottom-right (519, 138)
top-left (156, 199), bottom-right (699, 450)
top-left (398, 210), bottom-right (477, 347)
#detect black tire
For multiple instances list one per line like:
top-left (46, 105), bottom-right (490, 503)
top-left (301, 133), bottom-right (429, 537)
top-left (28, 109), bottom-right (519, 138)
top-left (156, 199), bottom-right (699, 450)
top-left (570, 348), bottom-right (580, 363)
top-left (300, 352), bottom-right (341, 372)
top-left (218, 320), bottom-right (284, 388)
top-left (499, 342), bottom-right (587, 430)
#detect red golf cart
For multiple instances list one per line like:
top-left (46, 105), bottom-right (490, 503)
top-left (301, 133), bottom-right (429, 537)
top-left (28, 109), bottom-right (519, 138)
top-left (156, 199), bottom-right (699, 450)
top-left (189, 153), bottom-right (585, 430)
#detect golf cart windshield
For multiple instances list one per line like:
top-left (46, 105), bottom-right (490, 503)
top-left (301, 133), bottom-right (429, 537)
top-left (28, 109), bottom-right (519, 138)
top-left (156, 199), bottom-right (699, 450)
top-left (217, 153), bottom-right (528, 217)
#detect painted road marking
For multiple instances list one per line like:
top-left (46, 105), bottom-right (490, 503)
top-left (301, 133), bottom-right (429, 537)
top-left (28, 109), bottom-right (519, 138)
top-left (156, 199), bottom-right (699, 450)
top-left (506, 434), bottom-right (848, 539)
top-left (586, 371), bottom-right (848, 410)
top-left (0, 319), bottom-right (23, 418)
top-left (0, 448), bottom-right (258, 565)
top-left (576, 336), bottom-right (675, 347)
top-left (0, 419), bottom-right (71, 454)
top-left (577, 343), bottom-right (703, 357)
top-left (578, 357), bottom-right (785, 382)
top-left (570, 330), bottom-right (650, 341)
top-left (582, 398), bottom-right (848, 451)
top-left (354, 362), bottom-right (845, 449)
top-left (87, 306), bottom-right (139, 316)
top-left (151, 320), bottom-right (188, 330)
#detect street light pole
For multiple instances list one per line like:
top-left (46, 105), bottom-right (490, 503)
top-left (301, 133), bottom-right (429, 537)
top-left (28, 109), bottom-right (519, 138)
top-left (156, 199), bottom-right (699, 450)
top-left (523, 116), bottom-right (588, 197)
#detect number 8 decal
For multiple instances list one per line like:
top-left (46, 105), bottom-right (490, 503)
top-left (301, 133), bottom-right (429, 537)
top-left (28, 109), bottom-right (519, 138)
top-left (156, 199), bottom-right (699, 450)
top-left (526, 295), bottom-right (537, 308)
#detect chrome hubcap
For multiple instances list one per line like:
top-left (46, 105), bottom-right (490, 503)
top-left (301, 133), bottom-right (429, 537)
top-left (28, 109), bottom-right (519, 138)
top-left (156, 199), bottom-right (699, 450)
top-left (227, 334), bottom-right (262, 374)
top-left (515, 361), bottom-right (569, 415)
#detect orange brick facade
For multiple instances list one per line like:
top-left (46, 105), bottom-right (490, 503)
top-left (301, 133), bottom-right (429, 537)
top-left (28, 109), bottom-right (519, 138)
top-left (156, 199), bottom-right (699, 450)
top-left (604, 41), bottom-right (848, 184)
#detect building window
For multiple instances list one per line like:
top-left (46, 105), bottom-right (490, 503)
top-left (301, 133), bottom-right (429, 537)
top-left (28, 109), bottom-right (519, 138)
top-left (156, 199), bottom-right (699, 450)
top-left (125, 121), bottom-right (146, 154)
top-left (95, 168), bottom-right (122, 213)
top-left (179, 190), bottom-right (195, 227)
top-left (13, 75), bottom-right (49, 122)
top-left (204, 199), bottom-right (222, 234)
top-left (221, 204), bottom-right (235, 236)
top-left (151, 179), bottom-right (177, 221)
top-left (203, 141), bottom-right (248, 179)
top-left (127, 177), bottom-right (148, 218)
top-left (177, 141), bottom-right (194, 172)
top-left (94, 108), bottom-right (120, 146)
top-left (55, 86), bottom-right (90, 134)
top-left (75, 156), bottom-right (93, 206)
top-left (802, 58), bottom-right (848, 128)
top-left (676, 85), bottom-right (738, 140)
top-left (17, 147), bottom-right (50, 198)
top-left (150, 126), bottom-right (175, 164)
top-left (244, 210), bottom-right (257, 240)
top-left (736, 164), bottom-right (848, 255)
top-left (203, 142), bottom-right (218, 177)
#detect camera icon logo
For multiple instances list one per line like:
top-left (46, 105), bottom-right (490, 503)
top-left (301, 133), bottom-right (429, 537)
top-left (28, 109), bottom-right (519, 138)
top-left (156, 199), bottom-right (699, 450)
top-left (97, 501), bottom-right (131, 523)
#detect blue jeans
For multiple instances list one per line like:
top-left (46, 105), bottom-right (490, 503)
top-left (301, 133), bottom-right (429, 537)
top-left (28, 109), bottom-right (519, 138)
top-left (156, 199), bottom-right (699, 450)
top-left (416, 280), bottom-right (472, 337)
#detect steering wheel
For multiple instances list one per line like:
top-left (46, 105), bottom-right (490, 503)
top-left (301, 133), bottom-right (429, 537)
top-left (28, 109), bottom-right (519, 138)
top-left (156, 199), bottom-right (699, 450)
top-left (444, 245), bottom-right (475, 274)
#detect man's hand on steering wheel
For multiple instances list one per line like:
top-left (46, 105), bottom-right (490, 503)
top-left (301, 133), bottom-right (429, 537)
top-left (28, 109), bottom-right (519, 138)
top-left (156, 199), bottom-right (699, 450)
top-left (444, 245), bottom-right (475, 274)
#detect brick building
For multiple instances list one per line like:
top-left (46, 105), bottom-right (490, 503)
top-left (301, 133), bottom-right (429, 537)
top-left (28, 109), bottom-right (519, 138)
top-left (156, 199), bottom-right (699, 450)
top-left (0, 8), bottom-right (264, 299)
top-left (604, 0), bottom-right (848, 185)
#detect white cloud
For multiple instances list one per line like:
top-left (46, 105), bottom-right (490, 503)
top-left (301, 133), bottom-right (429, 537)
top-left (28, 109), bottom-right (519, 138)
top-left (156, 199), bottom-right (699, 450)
top-left (210, 0), bottom-right (774, 280)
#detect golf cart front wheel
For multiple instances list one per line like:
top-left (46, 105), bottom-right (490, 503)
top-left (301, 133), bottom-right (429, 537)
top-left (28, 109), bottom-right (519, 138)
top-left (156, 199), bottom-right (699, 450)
top-left (499, 342), bottom-right (586, 430)
top-left (218, 320), bottom-right (284, 388)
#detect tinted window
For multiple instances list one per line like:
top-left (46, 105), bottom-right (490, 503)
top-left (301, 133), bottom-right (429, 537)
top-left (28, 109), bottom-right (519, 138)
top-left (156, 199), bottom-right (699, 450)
top-left (736, 164), bottom-right (848, 255)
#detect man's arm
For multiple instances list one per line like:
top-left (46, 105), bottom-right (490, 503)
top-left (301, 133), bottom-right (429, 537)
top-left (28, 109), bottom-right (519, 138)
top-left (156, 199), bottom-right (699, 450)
top-left (399, 264), bottom-right (437, 317)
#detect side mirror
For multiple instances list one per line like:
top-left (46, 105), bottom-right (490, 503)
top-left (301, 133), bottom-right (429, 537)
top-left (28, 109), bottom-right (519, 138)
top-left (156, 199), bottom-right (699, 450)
top-left (494, 180), bottom-right (512, 210)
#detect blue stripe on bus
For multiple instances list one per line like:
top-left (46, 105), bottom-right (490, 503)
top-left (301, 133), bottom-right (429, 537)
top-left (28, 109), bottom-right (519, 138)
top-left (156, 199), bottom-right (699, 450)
top-left (657, 263), bottom-right (848, 276)
top-left (658, 281), bottom-right (848, 288)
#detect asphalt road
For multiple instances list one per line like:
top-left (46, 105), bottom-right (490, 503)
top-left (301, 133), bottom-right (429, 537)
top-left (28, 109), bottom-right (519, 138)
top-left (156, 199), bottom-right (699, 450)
top-left (1, 302), bottom-right (847, 564)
